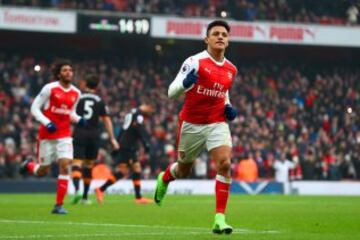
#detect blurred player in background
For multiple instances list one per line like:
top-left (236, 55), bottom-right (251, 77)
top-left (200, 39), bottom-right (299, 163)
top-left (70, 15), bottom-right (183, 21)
top-left (154, 20), bottom-right (238, 234)
top-left (71, 74), bottom-right (119, 205)
top-left (20, 60), bottom-right (86, 214)
top-left (95, 104), bottom-right (154, 204)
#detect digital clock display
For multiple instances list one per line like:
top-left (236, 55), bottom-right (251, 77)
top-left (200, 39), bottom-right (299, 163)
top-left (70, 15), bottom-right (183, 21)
top-left (79, 15), bottom-right (150, 35)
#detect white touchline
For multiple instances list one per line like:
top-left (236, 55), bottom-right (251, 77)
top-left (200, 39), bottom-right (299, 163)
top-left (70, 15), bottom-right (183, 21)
top-left (0, 219), bottom-right (280, 235)
top-left (0, 233), bottom-right (178, 239)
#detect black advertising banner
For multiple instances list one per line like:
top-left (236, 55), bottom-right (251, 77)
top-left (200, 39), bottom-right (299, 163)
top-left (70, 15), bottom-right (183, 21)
top-left (78, 14), bottom-right (150, 36)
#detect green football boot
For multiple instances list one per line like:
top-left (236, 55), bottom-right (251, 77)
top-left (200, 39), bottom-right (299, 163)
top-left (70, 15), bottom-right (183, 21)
top-left (154, 172), bottom-right (169, 206)
top-left (71, 191), bottom-right (82, 205)
top-left (212, 213), bottom-right (233, 234)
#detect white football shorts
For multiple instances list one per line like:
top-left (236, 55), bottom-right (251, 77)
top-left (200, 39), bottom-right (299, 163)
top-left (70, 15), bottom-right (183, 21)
top-left (38, 137), bottom-right (73, 165)
top-left (177, 121), bottom-right (232, 163)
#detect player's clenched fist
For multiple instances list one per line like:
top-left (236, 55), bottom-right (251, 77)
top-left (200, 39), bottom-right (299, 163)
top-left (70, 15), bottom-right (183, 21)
top-left (46, 122), bottom-right (57, 133)
top-left (224, 104), bottom-right (237, 121)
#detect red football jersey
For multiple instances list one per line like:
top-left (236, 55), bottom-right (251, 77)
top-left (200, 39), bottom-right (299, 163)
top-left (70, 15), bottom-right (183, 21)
top-left (168, 51), bottom-right (237, 124)
top-left (31, 81), bottom-right (81, 140)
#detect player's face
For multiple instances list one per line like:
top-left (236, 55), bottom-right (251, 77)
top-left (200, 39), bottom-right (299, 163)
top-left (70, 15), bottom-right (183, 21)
top-left (59, 65), bottom-right (73, 84)
top-left (205, 26), bottom-right (229, 51)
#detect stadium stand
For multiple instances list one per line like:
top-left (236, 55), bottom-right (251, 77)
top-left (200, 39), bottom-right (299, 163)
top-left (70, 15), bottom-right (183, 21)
top-left (0, 0), bottom-right (359, 25)
top-left (1, 54), bottom-right (359, 180)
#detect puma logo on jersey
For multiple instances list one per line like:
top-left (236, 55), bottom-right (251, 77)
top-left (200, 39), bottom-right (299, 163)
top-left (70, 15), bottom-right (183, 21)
top-left (204, 68), bottom-right (211, 74)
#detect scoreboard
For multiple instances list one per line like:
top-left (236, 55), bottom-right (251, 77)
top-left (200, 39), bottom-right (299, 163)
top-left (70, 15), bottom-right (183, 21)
top-left (79, 14), bottom-right (150, 36)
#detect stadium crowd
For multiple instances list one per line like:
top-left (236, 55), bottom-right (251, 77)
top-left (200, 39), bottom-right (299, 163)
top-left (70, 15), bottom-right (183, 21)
top-left (1, 54), bottom-right (360, 181)
top-left (0, 0), bottom-right (359, 25)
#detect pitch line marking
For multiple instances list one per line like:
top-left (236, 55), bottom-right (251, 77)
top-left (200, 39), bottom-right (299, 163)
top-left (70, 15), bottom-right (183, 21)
top-left (0, 233), bottom-right (174, 239)
top-left (0, 219), bottom-right (280, 235)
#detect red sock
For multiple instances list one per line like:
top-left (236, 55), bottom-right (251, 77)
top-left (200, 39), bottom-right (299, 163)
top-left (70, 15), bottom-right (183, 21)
top-left (215, 175), bottom-right (231, 214)
top-left (27, 161), bottom-right (38, 175)
top-left (162, 163), bottom-right (177, 183)
top-left (56, 175), bottom-right (69, 206)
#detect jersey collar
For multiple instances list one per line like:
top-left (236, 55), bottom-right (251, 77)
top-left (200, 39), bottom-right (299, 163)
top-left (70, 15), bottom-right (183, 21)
top-left (204, 50), bottom-right (226, 66)
top-left (56, 81), bottom-right (73, 92)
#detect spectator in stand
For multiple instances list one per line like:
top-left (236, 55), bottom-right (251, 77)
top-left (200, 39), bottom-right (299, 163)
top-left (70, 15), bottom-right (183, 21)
top-left (301, 149), bottom-right (317, 180)
top-left (0, 54), bottom-right (360, 182)
top-left (347, 4), bottom-right (359, 25)
top-left (234, 153), bottom-right (258, 182)
top-left (323, 147), bottom-right (340, 180)
top-left (353, 151), bottom-right (360, 180)
top-left (273, 153), bottom-right (296, 183)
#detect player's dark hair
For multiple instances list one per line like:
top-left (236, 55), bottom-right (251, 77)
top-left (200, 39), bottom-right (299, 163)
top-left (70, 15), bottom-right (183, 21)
top-left (52, 59), bottom-right (72, 79)
top-left (206, 20), bottom-right (230, 36)
top-left (85, 74), bottom-right (100, 89)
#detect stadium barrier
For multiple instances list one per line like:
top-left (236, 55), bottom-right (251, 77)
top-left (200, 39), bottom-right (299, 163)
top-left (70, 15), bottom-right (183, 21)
top-left (230, 181), bottom-right (284, 195)
top-left (291, 181), bottom-right (360, 196)
top-left (0, 179), bottom-right (56, 193)
top-left (69, 180), bottom-right (284, 195)
top-left (1, 180), bottom-right (360, 195)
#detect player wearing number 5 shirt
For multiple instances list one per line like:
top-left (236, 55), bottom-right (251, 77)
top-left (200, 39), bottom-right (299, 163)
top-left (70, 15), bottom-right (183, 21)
top-left (71, 74), bottom-right (119, 205)
top-left (154, 20), bottom-right (238, 234)
top-left (20, 60), bottom-right (86, 215)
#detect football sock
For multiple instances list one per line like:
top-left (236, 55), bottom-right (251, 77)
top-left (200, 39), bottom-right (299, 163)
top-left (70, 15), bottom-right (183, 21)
top-left (56, 175), bottom-right (69, 206)
top-left (132, 172), bottom-right (142, 199)
top-left (215, 174), bottom-right (231, 214)
top-left (27, 161), bottom-right (39, 175)
top-left (99, 180), bottom-right (113, 192)
top-left (71, 165), bottom-right (82, 192)
top-left (99, 172), bottom-right (123, 192)
top-left (162, 162), bottom-right (178, 183)
top-left (83, 179), bottom-right (90, 200)
top-left (82, 167), bottom-right (92, 200)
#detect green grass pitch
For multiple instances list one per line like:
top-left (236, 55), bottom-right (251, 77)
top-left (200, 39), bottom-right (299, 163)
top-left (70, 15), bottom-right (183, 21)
top-left (0, 194), bottom-right (359, 240)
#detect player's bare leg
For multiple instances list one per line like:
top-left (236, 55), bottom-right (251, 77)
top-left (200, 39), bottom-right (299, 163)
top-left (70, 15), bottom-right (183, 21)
top-left (52, 158), bottom-right (72, 214)
top-left (132, 162), bottom-right (153, 204)
top-left (210, 145), bottom-right (233, 234)
top-left (154, 159), bottom-right (193, 206)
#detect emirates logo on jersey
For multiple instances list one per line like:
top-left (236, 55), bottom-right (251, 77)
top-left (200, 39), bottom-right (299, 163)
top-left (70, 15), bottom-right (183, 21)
top-left (196, 85), bottom-right (226, 98)
top-left (51, 104), bottom-right (71, 115)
